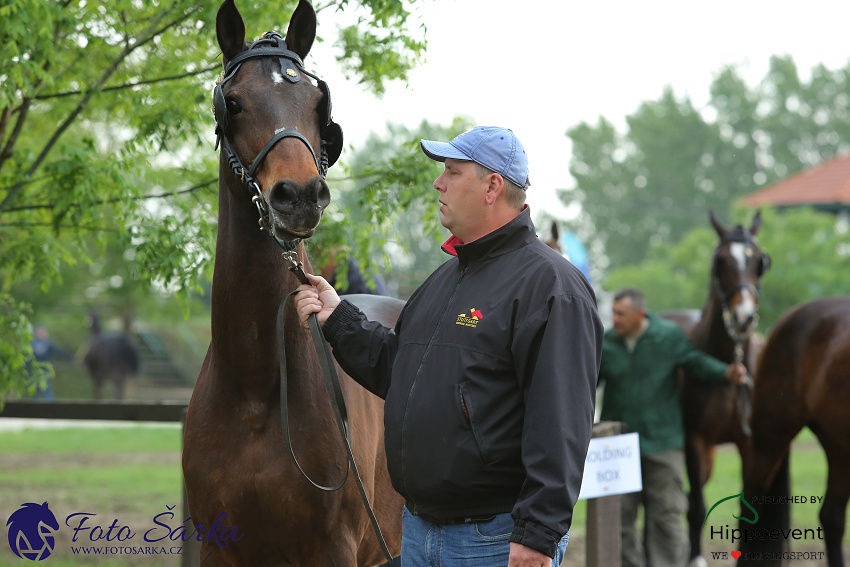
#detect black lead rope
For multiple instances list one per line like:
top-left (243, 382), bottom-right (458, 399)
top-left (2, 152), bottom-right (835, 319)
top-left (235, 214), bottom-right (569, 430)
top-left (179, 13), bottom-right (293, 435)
top-left (277, 260), bottom-right (394, 563)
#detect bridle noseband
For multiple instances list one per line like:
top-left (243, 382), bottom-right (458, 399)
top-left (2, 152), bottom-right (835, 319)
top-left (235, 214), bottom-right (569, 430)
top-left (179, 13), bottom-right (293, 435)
top-left (213, 31), bottom-right (343, 251)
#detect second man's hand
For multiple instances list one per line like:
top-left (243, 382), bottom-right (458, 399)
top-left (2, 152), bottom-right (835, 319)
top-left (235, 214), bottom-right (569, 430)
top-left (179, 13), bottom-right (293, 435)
top-left (294, 272), bottom-right (341, 329)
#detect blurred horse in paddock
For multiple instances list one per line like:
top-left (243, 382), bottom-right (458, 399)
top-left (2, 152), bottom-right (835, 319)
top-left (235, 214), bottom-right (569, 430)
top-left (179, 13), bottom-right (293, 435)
top-left (661, 211), bottom-right (770, 567)
top-left (739, 296), bottom-right (850, 567)
top-left (83, 311), bottom-right (140, 399)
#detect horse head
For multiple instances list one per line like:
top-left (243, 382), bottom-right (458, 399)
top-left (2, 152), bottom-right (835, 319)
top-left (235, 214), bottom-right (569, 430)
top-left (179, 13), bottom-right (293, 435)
top-left (214, 0), bottom-right (343, 244)
top-left (709, 210), bottom-right (771, 340)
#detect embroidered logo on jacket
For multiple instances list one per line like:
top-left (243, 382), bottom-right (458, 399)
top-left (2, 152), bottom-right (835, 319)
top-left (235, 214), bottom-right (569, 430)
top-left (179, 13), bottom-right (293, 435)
top-left (456, 308), bottom-right (484, 328)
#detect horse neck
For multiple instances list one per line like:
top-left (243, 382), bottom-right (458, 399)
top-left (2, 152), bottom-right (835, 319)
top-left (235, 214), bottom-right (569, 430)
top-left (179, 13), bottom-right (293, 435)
top-left (209, 175), bottom-right (316, 395)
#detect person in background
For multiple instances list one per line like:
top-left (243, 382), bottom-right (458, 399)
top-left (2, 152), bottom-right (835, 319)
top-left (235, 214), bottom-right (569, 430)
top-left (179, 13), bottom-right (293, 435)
top-left (296, 125), bottom-right (603, 567)
top-left (27, 325), bottom-right (71, 400)
top-left (597, 287), bottom-right (746, 567)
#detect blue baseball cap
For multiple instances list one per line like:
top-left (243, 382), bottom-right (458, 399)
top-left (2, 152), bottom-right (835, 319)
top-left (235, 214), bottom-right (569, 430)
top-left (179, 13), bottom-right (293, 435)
top-left (420, 126), bottom-right (529, 189)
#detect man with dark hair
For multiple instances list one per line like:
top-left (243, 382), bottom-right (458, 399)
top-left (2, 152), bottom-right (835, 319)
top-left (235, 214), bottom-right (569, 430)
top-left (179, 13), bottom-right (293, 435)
top-left (296, 126), bottom-right (602, 567)
top-left (598, 287), bottom-right (746, 567)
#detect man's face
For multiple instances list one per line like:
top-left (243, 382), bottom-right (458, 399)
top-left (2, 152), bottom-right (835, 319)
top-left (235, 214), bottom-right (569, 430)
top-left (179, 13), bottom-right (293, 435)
top-left (612, 298), bottom-right (645, 337)
top-left (432, 158), bottom-right (489, 241)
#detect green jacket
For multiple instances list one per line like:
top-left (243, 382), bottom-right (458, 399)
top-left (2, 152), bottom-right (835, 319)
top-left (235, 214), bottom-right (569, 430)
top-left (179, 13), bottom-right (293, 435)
top-left (598, 313), bottom-right (729, 455)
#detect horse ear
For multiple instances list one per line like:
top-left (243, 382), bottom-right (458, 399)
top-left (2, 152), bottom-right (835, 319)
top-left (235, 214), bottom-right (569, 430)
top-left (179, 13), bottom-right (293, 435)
top-left (285, 0), bottom-right (316, 60)
top-left (551, 221), bottom-right (560, 243)
top-left (749, 209), bottom-right (762, 236)
top-left (217, 0), bottom-right (246, 64)
top-left (709, 210), bottom-right (729, 238)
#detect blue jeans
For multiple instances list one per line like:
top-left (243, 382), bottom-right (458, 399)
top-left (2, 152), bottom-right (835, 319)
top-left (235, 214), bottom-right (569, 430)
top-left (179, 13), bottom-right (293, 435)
top-left (401, 506), bottom-right (569, 566)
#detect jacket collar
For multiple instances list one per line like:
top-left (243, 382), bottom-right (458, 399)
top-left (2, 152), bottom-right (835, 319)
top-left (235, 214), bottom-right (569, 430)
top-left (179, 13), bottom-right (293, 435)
top-left (441, 206), bottom-right (537, 264)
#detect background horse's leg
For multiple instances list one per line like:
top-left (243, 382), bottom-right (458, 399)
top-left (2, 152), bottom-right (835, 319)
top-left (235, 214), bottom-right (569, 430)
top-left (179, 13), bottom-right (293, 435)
top-left (685, 435), bottom-right (713, 567)
top-left (738, 446), bottom-right (792, 567)
top-left (812, 428), bottom-right (850, 567)
top-left (114, 373), bottom-right (126, 400)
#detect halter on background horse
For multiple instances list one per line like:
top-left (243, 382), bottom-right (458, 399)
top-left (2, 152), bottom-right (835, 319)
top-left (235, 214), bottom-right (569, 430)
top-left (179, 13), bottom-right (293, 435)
top-left (182, 1), bottom-right (403, 565)
top-left (740, 297), bottom-right (850, 567)
top-left (662, 211), bottom-right (770, 567)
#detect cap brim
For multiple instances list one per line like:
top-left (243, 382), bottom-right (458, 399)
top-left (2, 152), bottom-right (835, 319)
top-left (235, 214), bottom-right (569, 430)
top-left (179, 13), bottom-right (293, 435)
top-left (420, 139), bottom-right (470, 162)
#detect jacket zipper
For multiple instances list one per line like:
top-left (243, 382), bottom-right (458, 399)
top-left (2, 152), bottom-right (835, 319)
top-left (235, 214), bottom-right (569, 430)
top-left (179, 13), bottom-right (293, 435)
top-left (402, 265), bottom-right (467, 516)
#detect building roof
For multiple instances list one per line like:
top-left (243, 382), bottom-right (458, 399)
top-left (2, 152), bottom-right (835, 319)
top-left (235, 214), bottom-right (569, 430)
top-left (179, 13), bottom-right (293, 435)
top-left (743, 152), bottom-right (850, 210)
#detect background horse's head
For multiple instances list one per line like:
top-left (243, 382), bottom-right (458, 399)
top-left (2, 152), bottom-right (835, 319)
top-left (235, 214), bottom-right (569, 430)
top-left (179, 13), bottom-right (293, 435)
top-left (709, 210), bottom-right (770, 339)
top-left (215, 0), bottom-right (341, 243)
top-left (541, 220), bottom-right (562, 254)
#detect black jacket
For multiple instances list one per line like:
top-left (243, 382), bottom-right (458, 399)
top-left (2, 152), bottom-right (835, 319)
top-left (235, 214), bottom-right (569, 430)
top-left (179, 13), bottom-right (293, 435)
top-left (323, 208), bottom-right (603, 557)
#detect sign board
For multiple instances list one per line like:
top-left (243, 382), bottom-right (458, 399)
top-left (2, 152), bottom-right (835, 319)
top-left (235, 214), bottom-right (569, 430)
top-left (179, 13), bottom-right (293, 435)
top-left (578, 432), bottom-right (642, 500)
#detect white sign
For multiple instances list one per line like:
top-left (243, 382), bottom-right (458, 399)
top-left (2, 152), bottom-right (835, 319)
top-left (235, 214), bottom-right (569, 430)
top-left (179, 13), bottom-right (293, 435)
top-left (578, 432), bottom-right (642, 500)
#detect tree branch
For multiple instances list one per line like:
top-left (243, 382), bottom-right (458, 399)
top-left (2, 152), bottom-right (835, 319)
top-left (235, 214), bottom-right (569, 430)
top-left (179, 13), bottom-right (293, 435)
top-left (34, 65), bottom-right (219, 101)
top-left (0, 4), bottom-right (203, 213)
top-left (0, 106), bottom-right (11, 149)
top-left (0, 221), bottom-right (117, 232)
top-left (1, 178), bottom-right (217, 214)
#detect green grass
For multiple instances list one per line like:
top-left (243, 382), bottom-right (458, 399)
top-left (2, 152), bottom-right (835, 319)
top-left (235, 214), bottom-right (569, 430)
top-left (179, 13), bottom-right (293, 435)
top-left (1, 424), bottom-right (844, 567)
top-left (1, 426), bottom-right (183, 566)
top-left (0, 425), bottom-right (182, 454)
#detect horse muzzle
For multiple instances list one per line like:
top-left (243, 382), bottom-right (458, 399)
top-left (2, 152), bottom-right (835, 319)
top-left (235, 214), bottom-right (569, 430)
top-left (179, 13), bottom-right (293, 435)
top-left (266, 176), bottom-right (331, 239)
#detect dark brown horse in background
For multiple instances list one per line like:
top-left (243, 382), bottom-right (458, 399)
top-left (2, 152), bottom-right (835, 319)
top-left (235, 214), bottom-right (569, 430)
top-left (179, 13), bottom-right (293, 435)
top-left (739, 296), bottom-right (850, 567)
top-left (83, 311), bottom-right (140, 399)
top-left (182, 1), bottom-right (403, 565)
top-left (662, 211), bottom-right (770, 567)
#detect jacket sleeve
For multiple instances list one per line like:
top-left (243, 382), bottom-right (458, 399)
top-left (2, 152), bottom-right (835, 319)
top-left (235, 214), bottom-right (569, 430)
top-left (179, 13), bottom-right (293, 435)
top-left (321, 299), bottom-right (400, 399)
top-left (673, 328), bottom-right (729, 383)
top-left (508, 292), bottom-right (603, 558)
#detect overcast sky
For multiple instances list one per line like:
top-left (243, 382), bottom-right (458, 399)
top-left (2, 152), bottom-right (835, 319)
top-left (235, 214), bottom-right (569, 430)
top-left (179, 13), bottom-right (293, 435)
top-left (311, 0), bottom-right (850, 222)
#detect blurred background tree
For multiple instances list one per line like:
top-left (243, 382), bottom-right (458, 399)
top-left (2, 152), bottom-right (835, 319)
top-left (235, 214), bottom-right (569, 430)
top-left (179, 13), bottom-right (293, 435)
top-left (603, 207), bottom-right (850, 330)
top-left (564, 55), bottom-right (850, 272)
top-left (0, 0), bottom-right (430, 399)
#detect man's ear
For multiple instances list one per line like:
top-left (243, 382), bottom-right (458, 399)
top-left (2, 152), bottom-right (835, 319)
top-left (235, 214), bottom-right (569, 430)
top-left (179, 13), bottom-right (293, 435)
top-left (484, 173), bottom-right (504, 206)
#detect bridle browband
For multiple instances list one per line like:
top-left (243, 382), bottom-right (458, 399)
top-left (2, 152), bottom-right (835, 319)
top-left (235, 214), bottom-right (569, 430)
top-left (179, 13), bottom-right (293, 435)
top-left (213, 31), bottom-right (343, 252)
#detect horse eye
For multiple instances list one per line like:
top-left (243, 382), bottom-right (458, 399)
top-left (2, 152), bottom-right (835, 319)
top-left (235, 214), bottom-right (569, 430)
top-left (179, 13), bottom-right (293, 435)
top-left (226, 100), bottom-right (242, 115)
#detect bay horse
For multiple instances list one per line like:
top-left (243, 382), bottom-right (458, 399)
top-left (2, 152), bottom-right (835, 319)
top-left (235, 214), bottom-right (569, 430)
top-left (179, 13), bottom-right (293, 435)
top-left (662, 211), bottom-right (770, 567)
top-left (739, 296), bottom-right (850, 567)
top-left (83, 311), bottom-right (140, 399)
top-left (182, 1), bottom-right (403, 565)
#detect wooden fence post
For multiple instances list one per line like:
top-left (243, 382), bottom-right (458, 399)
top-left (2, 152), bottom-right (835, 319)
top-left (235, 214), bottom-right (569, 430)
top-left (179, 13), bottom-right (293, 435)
top-left (585, 421), bottom-right (626, 567)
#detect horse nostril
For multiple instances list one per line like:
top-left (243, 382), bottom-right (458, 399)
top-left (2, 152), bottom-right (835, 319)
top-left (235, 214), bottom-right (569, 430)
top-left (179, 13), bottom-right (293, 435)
top-left (268, 177), bottom-right (331, 213)
top-left (315, 178), bottom-right (331, 210)
top-left (269, 180), bottom-right (299, 212)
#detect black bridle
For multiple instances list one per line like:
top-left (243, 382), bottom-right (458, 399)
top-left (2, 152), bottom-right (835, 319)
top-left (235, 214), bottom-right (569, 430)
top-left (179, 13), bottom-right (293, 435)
top-left (212, 31), bottom-right (343, 251)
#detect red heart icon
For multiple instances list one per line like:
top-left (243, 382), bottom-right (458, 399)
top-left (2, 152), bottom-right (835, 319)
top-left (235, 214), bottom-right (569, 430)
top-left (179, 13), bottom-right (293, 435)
top-left (731, 551), bottom-right (742, 559)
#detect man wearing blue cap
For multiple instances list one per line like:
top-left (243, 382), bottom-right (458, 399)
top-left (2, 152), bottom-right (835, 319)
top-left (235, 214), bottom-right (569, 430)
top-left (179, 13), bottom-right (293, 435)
top-left (295, 126), bottom-right (602, 566)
